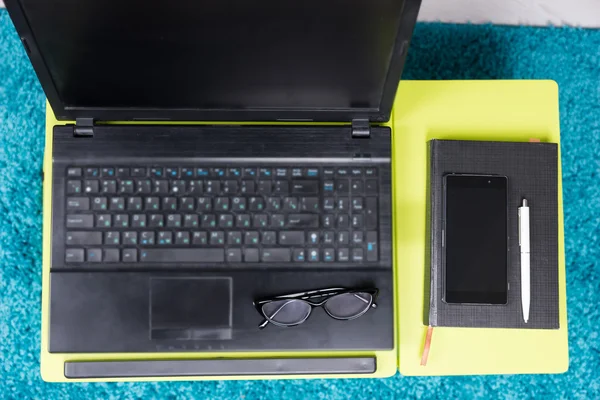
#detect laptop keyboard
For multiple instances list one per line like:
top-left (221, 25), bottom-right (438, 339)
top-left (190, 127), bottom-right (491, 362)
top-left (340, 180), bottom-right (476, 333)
top-left (63, 166), bottom-right (379, 265)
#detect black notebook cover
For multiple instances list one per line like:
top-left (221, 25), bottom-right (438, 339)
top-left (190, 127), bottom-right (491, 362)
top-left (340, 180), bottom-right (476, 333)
top-left (425, 140), bottom-right (560, 329)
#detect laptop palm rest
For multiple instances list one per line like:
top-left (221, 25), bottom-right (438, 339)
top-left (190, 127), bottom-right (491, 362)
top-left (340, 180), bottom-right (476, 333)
top-left (64, 358), bottom-right (376, 378)
top-left (150, 277), bottom-right (233, 340)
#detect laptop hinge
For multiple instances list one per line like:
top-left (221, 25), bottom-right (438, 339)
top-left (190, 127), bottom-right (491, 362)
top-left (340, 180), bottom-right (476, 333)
top-left (351, 118), bottom-right (371, 138)
top-left (73, 118), bottom-right (95, 137)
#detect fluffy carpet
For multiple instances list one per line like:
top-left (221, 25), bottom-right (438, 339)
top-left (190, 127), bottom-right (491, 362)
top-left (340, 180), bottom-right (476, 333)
top-left (1, 10), bottom-right (599, 399)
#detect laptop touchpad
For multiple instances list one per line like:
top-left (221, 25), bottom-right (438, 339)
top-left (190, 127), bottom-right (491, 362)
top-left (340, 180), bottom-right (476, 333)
top-left (150, 277), bottom-right (232, 340)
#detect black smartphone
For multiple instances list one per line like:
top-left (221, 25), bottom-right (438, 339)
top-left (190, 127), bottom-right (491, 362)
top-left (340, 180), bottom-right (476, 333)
top-left (442, 174), bottom-right (508, 305)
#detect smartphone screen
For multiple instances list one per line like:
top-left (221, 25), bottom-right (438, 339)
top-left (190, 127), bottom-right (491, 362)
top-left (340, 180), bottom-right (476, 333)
top-left (443, 174), bottom-right (508, 304)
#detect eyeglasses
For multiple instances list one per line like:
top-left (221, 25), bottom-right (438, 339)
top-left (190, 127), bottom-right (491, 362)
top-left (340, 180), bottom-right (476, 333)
top-left (254, 287), bottom-right (379, 329)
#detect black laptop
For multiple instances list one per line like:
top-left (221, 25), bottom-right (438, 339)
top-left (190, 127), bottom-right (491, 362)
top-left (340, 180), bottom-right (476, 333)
top-left (7, 0), bottom-right (421, 378)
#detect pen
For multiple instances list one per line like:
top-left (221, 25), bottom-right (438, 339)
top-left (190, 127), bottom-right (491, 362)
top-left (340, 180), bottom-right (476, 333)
top-left (518, 199), bottom-right (530, 323)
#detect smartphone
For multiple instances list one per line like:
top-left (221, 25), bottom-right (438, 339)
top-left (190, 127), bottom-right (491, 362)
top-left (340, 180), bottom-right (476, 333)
top-left (442, 174), bottom-right (508, 305)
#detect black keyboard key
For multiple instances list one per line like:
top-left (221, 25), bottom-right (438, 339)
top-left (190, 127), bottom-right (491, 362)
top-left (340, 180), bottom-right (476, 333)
top-left (104, 249), bottom-right (120, 263)
top-left (131, 167), bottom-right (146, 177)
top-left (365, 197), bottom-right (378, 229)
top-left (196, 168), bottom-right (209, 177)
top-left (306, 168), bottom-right (319, 178)
top-left (66, 215), bottom-right (93, 228)
top-left (308, 249), bottom-right (319, 262)
top-left (261, 249), bottom-right (290, 262)
top-left (184, 214), bottom-right (199, 228)
top-left (323, 167), bottom-right (335, 177)
top-left (171, 180), bottom-right (186, 194)
top-left (149, 215), bottom-right (167, 229)
top-left (338, 198), bottom-right (349, 212)
top-left (122, 249), bottom-right (138, 262)
top-left (323, 181), bottom-right (334, 193)
top-left (274, 181), bottom-right (289, 194)
top-left (232, 197), bottom-right (246, 211)
top-left (271, 214), bottom-right (285, 228)
top-left (259, 168), bottom-right (273, 178)
top-left (291, 168), bottom-right (303, 178)
top-left (244, 232), bottom-right (259, 246)
top-left (338, 231), bottom-right (349, 245)
top-left (166, 167), bottom-right (179, 178)
top-left (123, 232), bottom-right (138, 245)
top-left (153, 180), bottom-right (168, 194)
top-left (337, 215), bottom-right (349, 229)
top-left (366, 179), bottom-right (378, 193)
top-left (140, 249), bottom-right (224, 263)
top-left (67, 180), bottom-right (82, 194)
top-left (150, 167), bottom-right (163, 178)
top-left (291, 180), bottom-right (319, 194)
top-left (166, 214), bottom-right (182, 227)
top-left (278, 231), bottom-right (304, 245)
top-left (192, 231), bottom-right (208, 245)
top-left (116, 167), bottom-right (130, 177)
top-left (84, 180), bottom-right (99, 194)
top-left (236, 214), bottom-right (251, 228)
top-left (249, 197), bottom-right (264, 211)
top-left (262, 231), bottom-right (276, 245)
top-left (227, 232), bottom-right (242, 246)
top-left (253, 214), bottom-right (268, 228)
top-left (338, 248), bottom-right (350, 262)
top-left (366, 231), bottom-right (378, 262)
top-left (181, 167), bottom-right (195, 178)
top-left (351, 179), bottom-right (364, 194)
top-left (336, 168), bottom-right (349, 177)
top-left (323, 231), bottom-right (335, 244)
top-left (211, 168), bottom-right (226, 177)
top-left (292, 249), bottom-right (305, 262)
top-left (146, 197), bottom-right (160, 210)
top-left (243, 167), bottom-right (257, 177)
top-left (175, 232), bottom-right (190, 246)
top-left (275, 168), bottom-right (289, 178)
top-left (136, 180), bottom-right (151, 194)
top-left (244, 248), bottom-right (259, 262)
top-left (102, 180), bottom-right (117, 194)
top-left (258, 180), bottom-right (272, 194)
top-left (197, 197), bottom-right (212, 211)
top-left (188, 180), bottom-right (203, 195)
top-left (282, 197), bottom-right (299, 212)
top-left (352, 231), bottom-right (364, 245)
top-left (65, 248), bottom-right (84, 263)
top-left (323, 215), bottom-right (334, 228)
top-left (131, 214), bottom-right (146, 228)
top-left (218, 214), bottom-right (234, 228)
top-left (114, 214), bottom-right (129, 228)
top-left (96, 214), bottom-right (111, 227)
top-left (365, 167), bottom-right (377, 177)
top-left (85, 168), bottom-right (99, 177)
top-left (323, 249), bottom-right (335, 262)
top-left (226, 249), bottom-right (242, 262)
top-left (323, 198), bottom-right (335, 211)
top-left (66, 231), bottom-right (102, 246)
top-left (158, 231), bottom-right (173, 245)
top-left (287, 214), bottom-right (318, 228)
top-left (205, 180), bottom-right (220, 194)
top-left (209, 231), bottom-right (225, 245)
top-left (227, 167), bottom-right (242, 177)
top-left (110, 197), bottom-right (125, 211)
top-left (104, 231), bottom-right (120, 245)
top-left (307, 231), bottom-right (320, 245)
top-left (301, 197), bottom-right (319, 212)
top-left (67, 167), bottom-right (82, 177)
top-left (119, 179), bottom-right (134, 194)
top-left (350, 168), bottom-right (363, 177)
top-left (352, 249), bottom-right (364, 262)
top-left (101, 167), bottom-right (115, 177)
top-left (335, 180), bottom-right (349, 194)
top-left (352, 198), bottom-right (364, 210)
top-left (180, 197), bottom-right (195, 211)
top-left (140, 231), bottom-right (155, 245)
top-left (266, 197), bottom-right (281, 212)
top-left (215, 197), bottom-right (230, 211)
top-left (201, 214), bottom-right (216, 228)
top-left (87, 248), bottom-right (102, 262)
top-left (223, 180), bottom-right (238, 194)
top-left (127, 197), bottom-right (142, 211)
top-left (163, 197), bottom-right (178, 211)
top-left (352, 215), bottom-right (363, 229)
top-left (241, 180), bottom-right (255, 194)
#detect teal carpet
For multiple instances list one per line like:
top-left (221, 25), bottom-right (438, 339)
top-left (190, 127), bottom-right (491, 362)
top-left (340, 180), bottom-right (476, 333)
top-left (1, 10), bottom-right (599, 399)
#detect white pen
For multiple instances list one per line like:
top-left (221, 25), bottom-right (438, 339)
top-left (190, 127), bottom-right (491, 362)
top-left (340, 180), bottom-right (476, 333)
top-left (518, 199), bottom-right (531, 323)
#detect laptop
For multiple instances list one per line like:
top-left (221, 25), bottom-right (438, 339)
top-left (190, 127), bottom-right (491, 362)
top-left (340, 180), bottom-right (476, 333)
top-left (6, 0), bottom-right (421, 379)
